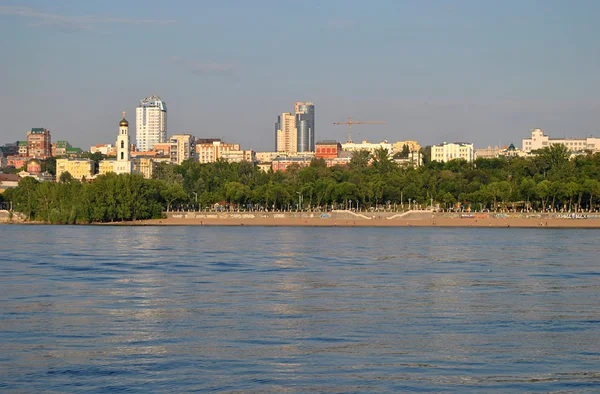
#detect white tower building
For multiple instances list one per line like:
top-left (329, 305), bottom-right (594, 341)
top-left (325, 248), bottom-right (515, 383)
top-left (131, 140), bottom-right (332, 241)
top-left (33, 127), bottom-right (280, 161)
top-left (136, 95), bottom-right (167, 152)
top-left (114, 112), bottom-right (133, 174)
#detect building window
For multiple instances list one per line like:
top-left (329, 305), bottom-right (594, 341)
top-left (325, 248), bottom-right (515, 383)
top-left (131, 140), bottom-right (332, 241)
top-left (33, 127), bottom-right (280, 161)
top-left (121, 152), bottom-right (124, 160)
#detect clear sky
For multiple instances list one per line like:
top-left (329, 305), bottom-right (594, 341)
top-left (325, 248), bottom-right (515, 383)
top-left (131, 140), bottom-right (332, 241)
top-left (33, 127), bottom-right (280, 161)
top-left (1, 0), bottom-right (599, 151)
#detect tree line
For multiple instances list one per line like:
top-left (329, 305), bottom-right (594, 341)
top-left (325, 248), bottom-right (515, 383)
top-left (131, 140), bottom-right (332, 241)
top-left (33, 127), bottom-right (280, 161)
top-left (3, 144), bottom-right (600, 223)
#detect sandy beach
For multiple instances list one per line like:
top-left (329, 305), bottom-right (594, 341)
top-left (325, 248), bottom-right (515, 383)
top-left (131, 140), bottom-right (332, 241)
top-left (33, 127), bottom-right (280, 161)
top-left (135, 216), bottom-right (600, 228)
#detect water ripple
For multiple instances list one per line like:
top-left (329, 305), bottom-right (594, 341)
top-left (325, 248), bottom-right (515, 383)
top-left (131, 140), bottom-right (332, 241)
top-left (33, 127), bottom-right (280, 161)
top-left (1, 226), bottom-right (600, 392)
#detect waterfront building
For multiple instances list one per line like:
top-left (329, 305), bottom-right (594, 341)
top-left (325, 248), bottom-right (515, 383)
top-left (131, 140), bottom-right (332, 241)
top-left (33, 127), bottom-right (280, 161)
top-left (522, 128), bottom-right (600, 153)
top-left (271, 156), bottom-right (313, 172)
top-left (430, 142), bottom-right (474, 163)
top-left (56, 158), bottom-right (94, 181)
top-left (99, 113), bottom-right (134, 175)
top-left (220, 150), bottom-right (255, 163)
top-left (325, 157), bottom-right (352, 167)
top-left (27, 128), bottom-right (52, 158)
top-left (476, 145), bottom-right (501, 159)
top-left (0, 173), bottom-right (20, 192)
top-left (315, 140), bottom-right (342, 159)
top-left (393, 150), bottom-right (422, 167)
top-left (342, 140), bottom-right (393, 155)
top-left (477, 144), bottom-right (527, 159)
top-left (255, 151), bottom-right (281, 163)
top-left (275, 112), bottom-right (297, 153)
top-left (133, 157), bottom-right (156, 179)
top-left (136, 95), bottom-right (167, 152)
top-left (196, 139), bottom-right (241, 163)
top-left (295, 102), bottom-right (315, 152)
top-left (169, 134), bottom-right (196, 164)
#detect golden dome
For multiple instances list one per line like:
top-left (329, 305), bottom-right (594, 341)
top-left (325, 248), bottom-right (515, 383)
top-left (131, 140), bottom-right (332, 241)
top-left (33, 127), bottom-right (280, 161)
top-left (120, 118), bottom-right (129, 127)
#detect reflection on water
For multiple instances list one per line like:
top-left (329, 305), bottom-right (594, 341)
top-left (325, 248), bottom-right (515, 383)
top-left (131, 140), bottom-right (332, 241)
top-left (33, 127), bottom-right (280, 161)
top-left (1, 226), bottom-right (600, 392)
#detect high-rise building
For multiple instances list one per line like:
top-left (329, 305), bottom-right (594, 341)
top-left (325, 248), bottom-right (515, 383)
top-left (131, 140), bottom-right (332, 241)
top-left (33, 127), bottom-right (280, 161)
top-left (27, 128), bottom-right (51, 158)
top-left (169, 134), bottom-right (196, 164)
top-left (275, 113), bottom-right (297, 153)
top-left (295, 102), bottom-right (315, 152)
top-left (136, 95), bottom-right (167, 152)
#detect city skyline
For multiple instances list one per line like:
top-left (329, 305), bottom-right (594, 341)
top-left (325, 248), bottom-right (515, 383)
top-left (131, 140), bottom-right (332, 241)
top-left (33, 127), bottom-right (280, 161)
top-left (1, 1), bottom-right (599, 151)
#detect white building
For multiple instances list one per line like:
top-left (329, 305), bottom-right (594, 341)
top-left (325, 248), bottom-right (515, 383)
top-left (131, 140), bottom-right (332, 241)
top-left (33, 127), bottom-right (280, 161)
top-left (522, 128), bottom-right (600, 153)
top-left (90, 144), bottom-right (114, 155)
top-left (341, 140), bottom-right (393, 155)
top-left (99, 112), bottom-right (133, 175)
top-left (431, 142), bottom-right (474, 163)
top-left (136, 95), bottom-right (167, 152)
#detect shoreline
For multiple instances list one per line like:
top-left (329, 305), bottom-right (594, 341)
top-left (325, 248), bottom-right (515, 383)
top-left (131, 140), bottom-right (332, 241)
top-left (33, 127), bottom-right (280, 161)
top-left (130, 217), bottom-right (600, 228)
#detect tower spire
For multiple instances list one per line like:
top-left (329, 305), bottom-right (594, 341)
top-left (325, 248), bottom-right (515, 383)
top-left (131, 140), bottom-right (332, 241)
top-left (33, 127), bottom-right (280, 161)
top-left (122, 111), bottom-right (126, 119)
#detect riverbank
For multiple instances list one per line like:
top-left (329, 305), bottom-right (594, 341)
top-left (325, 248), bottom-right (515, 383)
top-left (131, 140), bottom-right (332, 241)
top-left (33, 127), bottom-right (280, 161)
top-left (134, 216), bottom-right (600, 228)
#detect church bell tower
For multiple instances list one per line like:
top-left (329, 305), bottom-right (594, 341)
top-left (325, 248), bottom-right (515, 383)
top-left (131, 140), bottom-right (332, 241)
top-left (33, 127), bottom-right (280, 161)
top-left (117, 111), bottom-right (130, 162)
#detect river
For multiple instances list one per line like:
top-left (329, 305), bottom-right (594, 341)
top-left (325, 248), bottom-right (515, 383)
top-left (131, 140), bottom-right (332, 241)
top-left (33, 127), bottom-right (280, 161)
top-left (1, 225), bottom-right (599, 392)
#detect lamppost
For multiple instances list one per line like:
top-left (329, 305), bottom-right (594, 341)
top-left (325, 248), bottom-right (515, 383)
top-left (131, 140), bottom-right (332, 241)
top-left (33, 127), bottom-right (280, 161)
top-left (296, 191), bottom-right (302, 211)
top-left (401, 190), bottom-right (404, 210)
top-left (192, 192), bottom-right (198, 211)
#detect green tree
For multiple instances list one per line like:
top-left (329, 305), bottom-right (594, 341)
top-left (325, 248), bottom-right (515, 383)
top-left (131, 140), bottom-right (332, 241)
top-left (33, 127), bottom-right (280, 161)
top-left (59, 171), bottom-right (74, 183)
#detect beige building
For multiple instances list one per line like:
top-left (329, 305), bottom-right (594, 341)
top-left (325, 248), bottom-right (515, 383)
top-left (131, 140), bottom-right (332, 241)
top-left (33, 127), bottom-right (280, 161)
top-left (196, 139), bottom-right (241, 163)
top-left (133, 157), bottom-right (156, 179)
top-left (476, 146), bottom-right (501, 159)
top-left (56, 158), bottom-right (94, 181)
top-left (431, 142), bottom-right (474, 163)
top-left (392, 140), bottom-right (421, 154)
top-left (275, 112), bottom-right (297, 153)
top-left (152, 142), bottom-right (171, 156)
top-left (522, 128), bottom-right (600, 153)
top-left (220, 150), bottom-right (255, 163)
top-left (255, 151), bottom-right (280, 163)
top-left (169, 134), bottom-right (196, 164)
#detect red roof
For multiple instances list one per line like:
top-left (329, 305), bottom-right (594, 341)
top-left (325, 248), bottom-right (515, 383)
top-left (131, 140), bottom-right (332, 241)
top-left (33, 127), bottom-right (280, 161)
top-left (0, 174), bottom-right (20, 182)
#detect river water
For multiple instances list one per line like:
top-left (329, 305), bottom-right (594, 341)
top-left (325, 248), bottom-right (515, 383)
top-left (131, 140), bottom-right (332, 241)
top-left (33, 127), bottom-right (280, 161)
top-left (1, 225), bottom-right (599, 392)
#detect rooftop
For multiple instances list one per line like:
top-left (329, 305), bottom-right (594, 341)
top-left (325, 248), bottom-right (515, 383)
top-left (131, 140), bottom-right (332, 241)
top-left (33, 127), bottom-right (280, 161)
top-left (139, 95), bottom-right (167, 111)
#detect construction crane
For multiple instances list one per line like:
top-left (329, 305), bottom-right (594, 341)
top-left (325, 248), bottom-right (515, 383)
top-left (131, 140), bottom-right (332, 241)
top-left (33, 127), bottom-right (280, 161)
top-left (333, 116), bottom-right (387, 143)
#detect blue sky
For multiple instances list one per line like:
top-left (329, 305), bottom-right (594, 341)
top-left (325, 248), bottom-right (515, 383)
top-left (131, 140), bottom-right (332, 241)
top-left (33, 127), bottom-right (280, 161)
top-left (1, 0), bottom-right (599, 151)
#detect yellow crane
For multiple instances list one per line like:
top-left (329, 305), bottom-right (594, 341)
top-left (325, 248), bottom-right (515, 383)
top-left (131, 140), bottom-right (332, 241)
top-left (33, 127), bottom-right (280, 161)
top-left (333, 116), bottom-right (387, 143)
